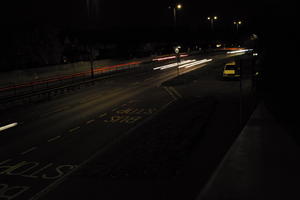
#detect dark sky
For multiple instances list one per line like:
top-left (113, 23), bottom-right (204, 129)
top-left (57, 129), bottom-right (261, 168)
top-left (0, 0), bottom-right (297, 40)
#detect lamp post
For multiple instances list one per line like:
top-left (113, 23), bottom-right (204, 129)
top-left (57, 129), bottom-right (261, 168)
top-left (233, 20), bottom-right (242, 32)
top-left (171, 3), bottom-right (182, 28)
top-left (207, 16), bottom-right (218, 32)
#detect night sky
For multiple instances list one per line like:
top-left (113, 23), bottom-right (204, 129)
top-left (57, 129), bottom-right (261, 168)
top-left (1, 0), bottom-right (288, 29)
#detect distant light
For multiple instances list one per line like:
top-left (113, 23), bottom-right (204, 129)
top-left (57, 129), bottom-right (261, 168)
top-left (253, 53), bottom-right (258, 56)
top-left (207, 17), bottom-right (211, 20)
top-left (214, 16), bottom-right (218, 20)
top-left (0, 122), bottom-right (18, 132)
top-left (234, 20), bottom-right (242, 25)
top-left (216, 44), bottom-right (222, 48)
top-left (177, 4), bottom-right (182, 9)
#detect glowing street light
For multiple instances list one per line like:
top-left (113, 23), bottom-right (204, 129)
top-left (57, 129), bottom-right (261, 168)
top-left (170, 3), bottom-right (182, 27)
top-left (234, 20), bottom-right (242, 32)
top-left (207, 16), bottom-right (218, 31)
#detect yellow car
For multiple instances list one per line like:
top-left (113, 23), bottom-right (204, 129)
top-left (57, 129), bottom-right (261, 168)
top-left (222, 61), bottom-right (240, 79)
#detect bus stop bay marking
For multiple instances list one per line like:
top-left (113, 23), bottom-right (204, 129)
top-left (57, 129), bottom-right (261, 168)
top-left (0, 159), bottom-right (77, 180)
top-left (114, 108), bottom-right (158, 115)
top-left (104, 116), bottom-right (143, 124)
top-left (0, 183), bottom-right (30, 200)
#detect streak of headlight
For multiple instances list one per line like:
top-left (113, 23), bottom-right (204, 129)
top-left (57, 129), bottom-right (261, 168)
top-left (153, 56), bottom-right (176, 61)
top-left (153, 59), bottom-right (196, 70)
top-left (178, 59), bottom-right (213, 69)
top-left (0, 122), bottom-right (18, 132)
top-left (227, 49), bottom-right (253, 54)
top-left (152, 54), bottom-right (189, 61)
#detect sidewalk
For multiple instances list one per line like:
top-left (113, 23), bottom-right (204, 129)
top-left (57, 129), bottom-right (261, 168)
top-left (197, 101), bottom-right (300, 200)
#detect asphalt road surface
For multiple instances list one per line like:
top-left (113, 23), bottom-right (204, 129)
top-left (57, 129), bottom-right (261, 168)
top-left (0, 52), bottom-right (249, 200)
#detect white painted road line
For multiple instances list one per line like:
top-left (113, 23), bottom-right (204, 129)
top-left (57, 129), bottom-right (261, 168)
top-left (163, 87), bottom-right (178, 101)
top-left (20, 147), bottom-right (37, 155)
top-left (69, 127), bottom-right (81, 133)
top-left (0, 122), bottom-right (18, 132)
top-left (86, 119), bottom-right (95, 124)
top-left (169, 87), bottom-right (182, 98)
top-left (98, 113), bottom-right (107, 118)
top-left (47, 136), bottom-right (61, 142)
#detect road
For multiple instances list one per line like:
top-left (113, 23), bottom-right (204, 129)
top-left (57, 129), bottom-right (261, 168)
top-left (0, 52), bottom-right (248, 200)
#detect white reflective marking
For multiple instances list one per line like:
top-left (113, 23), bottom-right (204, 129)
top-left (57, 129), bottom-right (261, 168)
top-left (69, 127), bottom-right (80, 133)
top-left (20, 147), bottom-right (37, 155)
top-left (86, 119), bottom-right (95, 124)
top-left (47, 136), bottom-right (61, 142)
top-left (0, 123), bottom-right (18, 132)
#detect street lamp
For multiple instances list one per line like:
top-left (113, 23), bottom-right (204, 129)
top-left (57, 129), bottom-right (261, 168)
top-left (233, 20), bottom-right (242, 32)
top-left (171, 3), bottom-right (182, 27)
top-left (207, 16), bottom-right (218, 32)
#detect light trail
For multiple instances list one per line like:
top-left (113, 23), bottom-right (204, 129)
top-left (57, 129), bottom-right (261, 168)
top-left (227, 49), bottom-right (253, 54)
top-left (154, 58), bottom-right (213, 71)
top-left (178, 59), bottom-right (213, 69)
top-left (153, 59), bottom-right (196, 70)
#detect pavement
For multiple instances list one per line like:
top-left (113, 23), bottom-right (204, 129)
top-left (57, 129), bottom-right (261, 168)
top-left (197, 101), bottom-right (300, 200)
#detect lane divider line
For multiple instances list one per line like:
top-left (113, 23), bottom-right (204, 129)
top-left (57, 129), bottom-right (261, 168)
top-left (86, 119), bottom-right (95, 125)
top-left (20, 147), bottom-right (37, 155)
top-left (98, 113), bottom-right (107, 118)
top-left (29, 99), bottom-right (177, 200)
top-left (69, 127), bottom-right (81, 133)
top-left (47, 136), bottom-right (61, 142)
top-left (0, 122), bottom-right (18, 132)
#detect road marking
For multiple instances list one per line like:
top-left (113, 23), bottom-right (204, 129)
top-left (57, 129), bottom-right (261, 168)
top-left (20, 147), bottom-right (37, 155)
top-left (144, 77), bottom-right (153, 82)
top-left (98, 113), bottom-right (107, 118)
top-left (28, 99), bottom-right (176, 200)
top-left (47, 136), bottom-right (61, 142)
top-left (69, 127), bottom-right (80, 133)
top-left (0, 183), bottom-right (30, 200)
top-left (163, 87), bottom-right (177, 100)
top-left (40, 106), bottom-right (71, 117)
top-left (169, 86), bottom-right (182, 98)
top-left (86, 119), bottom-right (95, 124)
top-left (0, 122), bottom-right (18, 133)
top-left (112, 107), bottom-right (118, 112)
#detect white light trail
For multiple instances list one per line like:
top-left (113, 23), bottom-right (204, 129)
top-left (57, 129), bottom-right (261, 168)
top-left (153, 59), bottom-right (196, 70)
top-left (227, 49), bottom-right (253, 54)
top-left (0, 122), bottom-right (18, 132)
top-left (178, 59), bottom-right (213, 69)
top-left (152, 54), bottom-right (189, 61)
